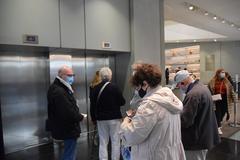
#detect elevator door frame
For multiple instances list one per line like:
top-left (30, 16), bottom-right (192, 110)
top-left (0, 100), bottom-right (5, 159)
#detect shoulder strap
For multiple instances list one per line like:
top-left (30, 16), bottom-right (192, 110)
top-left (97, 82), bottom-right (110, 103)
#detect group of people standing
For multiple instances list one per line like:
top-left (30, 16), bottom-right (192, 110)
top-left (46, 63), bottom-right (235, 160)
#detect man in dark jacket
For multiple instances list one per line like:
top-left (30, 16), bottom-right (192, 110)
top-left (91, 67), bottom-right (125, 160)
top-left (47, 65), bottom-right (84, 160)
top-left (174, 70), bottom-right (220, 160)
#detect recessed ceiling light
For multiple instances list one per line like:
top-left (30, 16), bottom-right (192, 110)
top-left (194, 40), bottom-right (197, 42)
top-left (184, 3), bottom-right (238, 32)
top-left (188, 5), bottom-right (195, 11)
top-left (214, 39), bottom-right (217, 42)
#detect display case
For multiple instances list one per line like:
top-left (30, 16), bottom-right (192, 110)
top-left (165, 45), bottom-right (200, 84)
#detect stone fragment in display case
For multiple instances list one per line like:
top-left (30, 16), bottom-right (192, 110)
top-left (165, 45), bottom-right (200, 83)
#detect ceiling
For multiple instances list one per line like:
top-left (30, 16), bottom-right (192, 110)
top-left (164, 0), bottom-right (240, 43)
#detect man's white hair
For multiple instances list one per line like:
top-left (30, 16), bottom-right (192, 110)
top-left (99, 67), bottom-right (112, 81)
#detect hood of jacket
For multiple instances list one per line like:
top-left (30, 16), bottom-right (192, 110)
top-left (144, 86), bottom-right (183, 114)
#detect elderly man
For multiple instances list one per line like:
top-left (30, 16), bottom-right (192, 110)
top-left (47, 65), bottom-right (84, 160)
top-left (174, 70), bottom-right (220, 160)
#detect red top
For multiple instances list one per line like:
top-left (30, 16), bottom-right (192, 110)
top-left (215, 80), bottom-right (227, 95)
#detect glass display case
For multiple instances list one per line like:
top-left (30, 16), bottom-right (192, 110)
top-left (165, 45), bottom-right (200, 84)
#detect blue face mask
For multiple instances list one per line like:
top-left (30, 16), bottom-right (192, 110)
top-left (66, 76), bottom-right (74, 85)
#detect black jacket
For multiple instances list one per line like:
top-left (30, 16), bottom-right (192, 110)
top-left (47, 78), bottom-right (83, 140)
top-left (90, 81), bottom-right (125, 121)
top-left (181, 80), bottom-right (220, 150)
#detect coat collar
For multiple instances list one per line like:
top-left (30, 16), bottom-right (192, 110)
top-left (56, 76), bottom-right (74, 93)
top-left (186, 80), bottom-right (199, 94)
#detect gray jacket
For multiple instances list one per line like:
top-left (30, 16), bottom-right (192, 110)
top-left (181, 80), bottom-right (220, 150)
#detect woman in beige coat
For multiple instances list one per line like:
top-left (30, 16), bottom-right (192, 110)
top-left (120, 63), bottom-right (186, 160)
top-left (208, 68), bottom-right (235, 135)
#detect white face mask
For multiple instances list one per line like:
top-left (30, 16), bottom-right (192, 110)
top-left (179, 81), bottom-right (191, 93)
top-left (220, 72), bottom-right (225, 79)
top-left (179, 84), bottom-right (188, 93)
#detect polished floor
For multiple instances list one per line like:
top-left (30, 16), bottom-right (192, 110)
top-left (4, 105), bottom-right (240, 160)
top-left (3, 135), bottom-right (240, 160)
top-left (5, 135), bottom-right (100, 160)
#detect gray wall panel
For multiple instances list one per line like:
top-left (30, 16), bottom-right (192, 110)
top-left (131, 0), bottom-right (162, 65)
top-left (60, 0), bottom-right (85, 49)
top-left (85, 0), bottom-right (130, 51)
top-left (0, 0), bottom-right (60, 47)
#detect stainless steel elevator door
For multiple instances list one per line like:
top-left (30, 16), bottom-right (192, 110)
top-left (0, 53), bottom-right (49, 153)
top-left (49, 53), bottom-right (115, 135)
top-left (86, 55), bottom-right (115, 132)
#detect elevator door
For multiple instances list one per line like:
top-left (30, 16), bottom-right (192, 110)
top-left (86, 54), bottom-right (115, 132)
top-left (49, 52), bottom-right (115, 135)
top-left (0, 52), bottom-right (49, 153)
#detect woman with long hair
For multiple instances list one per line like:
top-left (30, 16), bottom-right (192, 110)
top-left (89, 71), bottom-right (101, 124)
top-left (208, 68), bottom-right (235, 135)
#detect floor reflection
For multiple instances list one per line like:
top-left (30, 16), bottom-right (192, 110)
top-left (4, 136), bottom-right (240, 160)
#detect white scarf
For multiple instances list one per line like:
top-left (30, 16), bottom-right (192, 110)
top-left (56, 76), bottom-right (74, 93)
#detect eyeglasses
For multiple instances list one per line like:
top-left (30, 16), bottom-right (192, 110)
top-left (177, 81), bottom-right (185, 87)
top-left (66, 74), bottom-right (75, 77)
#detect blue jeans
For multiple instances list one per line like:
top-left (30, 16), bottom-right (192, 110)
top-left (62, 138), bottom-right (77, 160)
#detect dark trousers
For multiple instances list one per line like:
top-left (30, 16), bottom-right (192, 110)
top-left (166, 77), bottom-right (169, 85)
top-left (62, 138), bottom-right (77, 160)
top-left (215, 94), bottom-right (228, 127)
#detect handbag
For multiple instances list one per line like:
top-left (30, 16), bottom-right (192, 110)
top-left (97, 82), bottom-right (110, 103)
top-left (92, 82), bottom-right (110, 146)
top-left (121, 145), bottom-right (131, 160)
